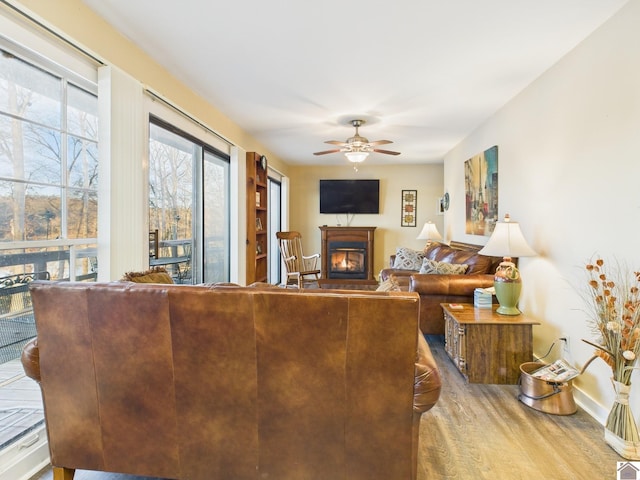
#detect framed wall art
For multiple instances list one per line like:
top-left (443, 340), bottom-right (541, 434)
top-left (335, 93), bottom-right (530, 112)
top-left (464, 145), bottom-right (498, 236)
top-left (401, 190), bottom-right (417, 227)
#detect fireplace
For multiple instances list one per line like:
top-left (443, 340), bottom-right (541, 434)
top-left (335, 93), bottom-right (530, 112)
top-left (319, 226), bottom-right (376, 280)
top-left (328, 242), bottom-right (367, 279)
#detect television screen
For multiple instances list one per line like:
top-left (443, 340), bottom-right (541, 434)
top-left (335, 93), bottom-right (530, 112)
top-left (319, 179), bottom-right (380, 214)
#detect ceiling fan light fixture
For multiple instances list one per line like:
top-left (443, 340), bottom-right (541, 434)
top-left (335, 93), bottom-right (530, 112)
top-left (345, 151), bottom-right (369, 163)
top-left (314, 118), bottom-right (400, 160)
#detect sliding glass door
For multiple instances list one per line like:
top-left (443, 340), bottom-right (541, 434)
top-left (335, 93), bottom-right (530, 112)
top-left (203, 150), bottom-right (229, 283)
top-left (268, 176), bottom-right (281, 284)
top-left (149, 117), bottom-right (230, 284)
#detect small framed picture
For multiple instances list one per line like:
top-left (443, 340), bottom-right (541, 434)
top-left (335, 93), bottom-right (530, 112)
top-left (401, 190), bottom-right (417, 227)
top-left (256, 217), bottom-right (263, 230)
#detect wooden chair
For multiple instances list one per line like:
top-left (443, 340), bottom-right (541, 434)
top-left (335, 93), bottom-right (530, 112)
top-left (149, 229), bottom-right (159, 259)
top-left (276, 231), bottom-right (321, 288)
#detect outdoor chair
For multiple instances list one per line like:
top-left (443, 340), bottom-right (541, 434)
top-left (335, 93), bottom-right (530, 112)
top-left (0, 271), bottom-right (50, 364)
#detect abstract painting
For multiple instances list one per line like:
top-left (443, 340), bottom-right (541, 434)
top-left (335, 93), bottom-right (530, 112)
top-left (464, 146), bottom-right (498, 236)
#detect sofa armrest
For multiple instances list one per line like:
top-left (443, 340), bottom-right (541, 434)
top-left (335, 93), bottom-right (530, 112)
top-left (413, 334), bottom-right (441, 413)
top-left (409, 273), bottom-right (495, 296)
top-left (21, 338), bottom-right (41, 383)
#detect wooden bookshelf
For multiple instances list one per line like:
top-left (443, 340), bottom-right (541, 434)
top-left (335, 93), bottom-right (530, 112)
top-left (246, 152), bottom-right (268, 283)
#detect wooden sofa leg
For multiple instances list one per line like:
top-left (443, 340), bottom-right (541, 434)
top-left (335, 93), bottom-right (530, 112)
top-left (53, 467), bottom-right (75, 480)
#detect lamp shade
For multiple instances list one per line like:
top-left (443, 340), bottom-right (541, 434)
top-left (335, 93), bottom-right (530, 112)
top-left (416, 221), bottom-right (443, 242)
top-left (478, 214), bottom-right (536, 259)
top-left (478, 214), bottom-right (536, 315)
top-left (345, 151), bottom-right (369, 163)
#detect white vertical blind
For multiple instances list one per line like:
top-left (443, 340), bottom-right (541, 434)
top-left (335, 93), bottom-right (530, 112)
top-left (97, 65), bottom-right (146, 280)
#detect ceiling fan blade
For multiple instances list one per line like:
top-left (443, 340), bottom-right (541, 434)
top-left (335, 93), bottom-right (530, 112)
top-left (313, 149), bottom-right (342, 155)
top-left (373, 149), bottom-right (401, 156)
top-left (368, 140), bottom-right (393, 146)
top-left (325, 140), bottom-right (348, 146)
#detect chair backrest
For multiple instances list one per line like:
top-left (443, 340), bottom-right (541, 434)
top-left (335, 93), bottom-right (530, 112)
top-left (149, 230), bottom-right (159, 259)
top-left (276, 231), bottom-right (305, 273)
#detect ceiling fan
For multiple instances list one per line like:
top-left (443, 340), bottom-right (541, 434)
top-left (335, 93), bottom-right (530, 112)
top-left (313, 119), bottom-right (401, 163)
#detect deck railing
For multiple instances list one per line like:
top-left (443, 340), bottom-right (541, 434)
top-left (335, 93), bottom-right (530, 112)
top-left (0, 272), bottom-right (50, 364)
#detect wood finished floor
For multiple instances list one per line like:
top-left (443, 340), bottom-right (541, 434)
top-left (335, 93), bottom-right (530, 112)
top-left (417, 335), bottom-right (622, 479)
top-left (31, 335), bottom-right (622, 480)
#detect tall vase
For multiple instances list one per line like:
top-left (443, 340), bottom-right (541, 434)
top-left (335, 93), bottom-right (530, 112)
top-left (604, 380), bottom-right (640, 460)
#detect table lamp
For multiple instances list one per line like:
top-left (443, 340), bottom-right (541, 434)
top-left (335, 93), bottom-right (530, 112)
top-left (417, 221), bottom-right (443, 247)
top-left (478, 214), bottom-right (536, 315)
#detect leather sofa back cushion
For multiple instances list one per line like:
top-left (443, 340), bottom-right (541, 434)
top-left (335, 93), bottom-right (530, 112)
top-left (424, 243), bottom-right (493, 275)
top-left (419, 258), bottom-right (469, 275)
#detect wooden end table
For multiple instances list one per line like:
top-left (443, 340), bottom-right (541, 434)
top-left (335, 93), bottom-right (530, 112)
top-left (441, 303), bottom-right (540, 384)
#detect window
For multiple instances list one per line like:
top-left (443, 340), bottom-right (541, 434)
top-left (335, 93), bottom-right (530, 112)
top-left (0, 19), bottom-right (99, 477)
top-left (149, 117), bottom-right (230, 283)
top-left (0, 45), bottom-right (98, 280)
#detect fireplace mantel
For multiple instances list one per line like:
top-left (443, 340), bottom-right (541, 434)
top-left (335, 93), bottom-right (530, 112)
top-left (319, 226), bottom-right (376, 280)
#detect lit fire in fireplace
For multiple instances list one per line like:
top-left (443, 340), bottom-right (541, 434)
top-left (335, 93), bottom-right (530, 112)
top-left (330, 248), bottom-right (365, 274)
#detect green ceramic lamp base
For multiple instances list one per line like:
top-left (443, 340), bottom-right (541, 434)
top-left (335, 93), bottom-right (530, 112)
top-left (494, 280), bottom-right (522, 316)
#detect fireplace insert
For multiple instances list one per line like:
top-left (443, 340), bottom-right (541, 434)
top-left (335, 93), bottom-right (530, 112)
top-left (328, 242), bottom-right (367, 279)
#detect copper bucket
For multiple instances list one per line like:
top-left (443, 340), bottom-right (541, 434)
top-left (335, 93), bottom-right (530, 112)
top-left (517, 362), bottom-right (577, 415)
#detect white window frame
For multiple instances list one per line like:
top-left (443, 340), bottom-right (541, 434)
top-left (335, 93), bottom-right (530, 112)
top-left (144, 95), bottom-right (240, 283)
top-left (0, 6), bottom-right (99, 479)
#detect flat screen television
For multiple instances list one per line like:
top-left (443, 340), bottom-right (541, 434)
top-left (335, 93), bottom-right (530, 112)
top-left (319, 179), bottom-right (380, 214)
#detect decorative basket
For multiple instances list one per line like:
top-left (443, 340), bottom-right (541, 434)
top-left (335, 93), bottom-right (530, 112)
top-left (517, 362), bottom-right (577, 415)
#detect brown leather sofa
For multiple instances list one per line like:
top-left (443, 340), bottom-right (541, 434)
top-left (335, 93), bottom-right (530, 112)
top-left (380, 241), bottom-right (503, 334)
top-left (21, 281), bottom-right (441, 480)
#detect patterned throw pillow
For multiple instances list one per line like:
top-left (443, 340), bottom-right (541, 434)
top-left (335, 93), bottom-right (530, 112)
top-left (419, 258), bottom-right (469, 275)
top-left (121, 267), bottom-right (174, 284)
top-left (376, 276), bottom-right (401, 292)
top-left (392, 247), bottom-right (424, 270)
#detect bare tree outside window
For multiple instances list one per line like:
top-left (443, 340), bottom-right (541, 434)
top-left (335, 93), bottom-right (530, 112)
top-left (149, 120), bottom-right (230, 284)
top-left (0, 48), bottom-right (98, 279)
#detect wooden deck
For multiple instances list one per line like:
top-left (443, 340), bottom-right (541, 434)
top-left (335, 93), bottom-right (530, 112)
top-left (0, 358), bottom-right (43, 449)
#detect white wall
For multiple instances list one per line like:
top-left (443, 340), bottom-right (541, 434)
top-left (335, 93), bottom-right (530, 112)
top-left (289, 163), bottom-right (445, 277)
top-left (444, 0), bottom-right (640, 423)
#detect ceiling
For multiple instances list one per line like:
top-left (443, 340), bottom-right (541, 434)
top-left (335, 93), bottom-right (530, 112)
top-left (81, 0), bottom-right (628, 167)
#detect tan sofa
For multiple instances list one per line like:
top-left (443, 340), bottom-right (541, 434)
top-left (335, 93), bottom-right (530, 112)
top-left (22, 281), bottom-right (441, 480)
top-left (380, 241), bottom-right (503, 334)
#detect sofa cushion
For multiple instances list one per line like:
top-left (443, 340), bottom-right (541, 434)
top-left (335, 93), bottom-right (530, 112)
top-left (419, 258), bottom-right (469, 275)
top-left (424, 242), bottom-right (494, 274)
top-left (392, 247), bottom-right (424, 270)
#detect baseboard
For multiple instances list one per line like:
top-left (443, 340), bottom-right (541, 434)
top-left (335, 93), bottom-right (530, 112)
top-left (573, 383), bottom-right (609, 426)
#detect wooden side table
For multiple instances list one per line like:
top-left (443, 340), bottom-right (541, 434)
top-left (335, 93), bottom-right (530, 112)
top-left (441, 303), bottom-right (540, 384)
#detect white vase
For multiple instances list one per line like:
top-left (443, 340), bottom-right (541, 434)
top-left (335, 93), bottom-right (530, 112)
top-left (604, 380), bottom-right (640, 460)
top-left (604, 428), bottom-right (640, 460)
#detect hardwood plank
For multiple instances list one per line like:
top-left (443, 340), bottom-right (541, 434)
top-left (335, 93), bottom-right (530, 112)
top-left (417, 335), bottom-right (622, 479)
